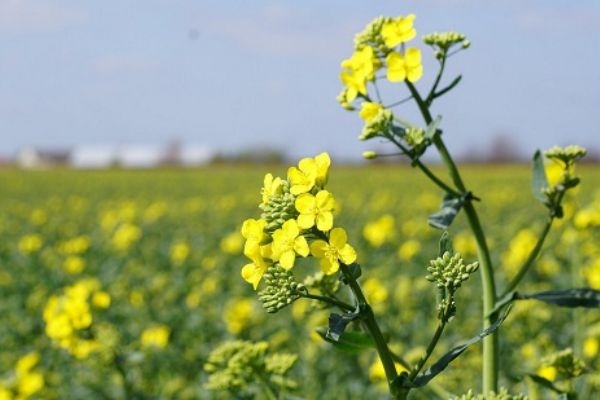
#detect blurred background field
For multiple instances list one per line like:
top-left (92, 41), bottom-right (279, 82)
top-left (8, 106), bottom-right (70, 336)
top-left (1, 163), bottom-right (600, 399)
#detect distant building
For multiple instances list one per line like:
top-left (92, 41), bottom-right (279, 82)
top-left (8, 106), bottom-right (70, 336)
top-left (71, 146), bottom-right (116, 169)
top-left (16, 147), bottom-right (70, 169)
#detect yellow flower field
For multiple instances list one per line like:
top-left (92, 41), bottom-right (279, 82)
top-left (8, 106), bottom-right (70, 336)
top-left (1, 163), bottom-right (599, 399)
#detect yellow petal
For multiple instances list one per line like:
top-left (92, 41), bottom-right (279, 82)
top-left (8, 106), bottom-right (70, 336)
top-left (282, 219), bottom-right (300, 238)
top-left (294, 236), bottom-right (310, 257)
top-left (279, 251), bottom-right (295, 270)
top-left (339, 244), bottom-right (357, 265)
top-left (310, 240), bottom-right (328, 258)
top-left (295, 193), bottom-right (316, 214)
top-left (330, 228), bottom-right (348, 249)
top-left (316, 212), bottom-right (334, 232)
top-left (386, 52), bottom-right (406, 82)
top-left (241, 263), bottom-right (264, 290)
top-left (320, 257), bottom-right (339, 275)
top-left (297, 214), bottom-right (315, 229)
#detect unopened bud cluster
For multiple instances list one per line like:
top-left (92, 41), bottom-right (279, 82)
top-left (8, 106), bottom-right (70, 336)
top-left (353, 16), bottom-right (391, 53)
top-left (544, 145), bottom-right (587, 167)
top-left (204, 340), bottom-right (297, 393)
top-left (258, 264), bottom-right (304, 313)
top-left (304, 271), bottom-right (341, 298)
top-left (426, 251), bottom-right (479, 294)
top-left (359, 109), bottom-right (394, 140)
top-left (423, 31), bottom-right (470, 53)
top-left (541, 348), bottom-right (585, 380)
top-left (260, 181), bottom-right (297, 233)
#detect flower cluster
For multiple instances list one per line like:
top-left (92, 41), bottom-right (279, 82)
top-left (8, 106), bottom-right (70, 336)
top-left (337, 14), bottom-right (422, 109)
top-left (43, 278), bottom-right (111, 359)
top-left (241, 153), bottom-right (357, 294)
top-left (0, 352), bottom-right (45, 400)
top-left (204, 340), bottom-right (297, 395)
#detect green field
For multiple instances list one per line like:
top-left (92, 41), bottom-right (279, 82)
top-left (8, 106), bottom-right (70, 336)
top-left (1, 164), bottom-right (600, 399)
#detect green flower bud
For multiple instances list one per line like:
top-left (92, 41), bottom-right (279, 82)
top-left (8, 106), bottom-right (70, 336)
top-left (260, 181), bottom-right (298, 233)
top-left (540, 348), bottom-right (586, 380)
top-left (359, 108), bottom-right (393, 140)
top-left (452, 388), bottom-right (528, 400)
top-left (426, 251), bottom-right (479, 294)
top-left (257, 264), bottom-right (302, 313)
top-left (544, 145), bottom-right (587, 166)
top-left (353, 16), bottom-right (391, 53)
top-left (362, 150), bottom-right (378, 160)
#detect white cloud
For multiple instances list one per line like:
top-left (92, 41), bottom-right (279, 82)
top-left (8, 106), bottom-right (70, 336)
top-left (0, 0), bottom-right (85, 34)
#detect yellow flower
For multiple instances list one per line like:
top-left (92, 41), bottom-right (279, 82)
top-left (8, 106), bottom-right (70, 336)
top-left (241, 247), bottom-right (272, 290)
top-left (15, 352), bottom-right (40, 376)
top-left (112, 223), bottom-right (141, 251)
top-left (381, 14), bottom-right (416, 48)
top-left (0, 386), bottom-right (12, 400)
top-left (288, 152), bottom-right (331, 195)
top-left (170, 241), bottom-right (190, 264)
top-left (502, 229), bottom-right (537, 276)
top-left (241, 218), bottom-right (267, 257)
top-left (17, 371), bottom-right (44, 398)
top-left (92, 291), bottom-right (111, 309)
top-left (386, 48), bottom-right (422, 83)
top-left (363, 214), bottom-right (395, 247)
top-left (310, 228), bottom-right (357, 275)
top-left (271, 220), bottom-right (309, 270)
top-left (584, 337), bottom-right (599, 358)
top-left (18, 234), bottom-right (43, 254)
top-left (261, 173), bottom-right (282, 206)
top-left (224, 298), bottom-right (255, 334)
top-left (295, 190), bottom-right (335, 232)
top-left (340, 46), bottom-right (379, 102)
top-left (397, 239), bottom-right (421, 261)
top-left (537, 365), bottom-right (557, 381)
top-left (141, 325), bottom-right (170, 349)
top-left (63, 256), bottom-right (85, 274)
top-left (220, 231), bottom-right (244, 255)
top-left (359, 102), bottom-right (383, 122)
top-left (362, 278), bottom-right (388, 306)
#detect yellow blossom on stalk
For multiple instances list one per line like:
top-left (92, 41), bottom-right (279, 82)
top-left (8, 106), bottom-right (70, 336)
top-left (241, 218), bottom-right (268, 257)
top-left (288, 152), bottom-right (331, 195)
top-left (271, 220), bottom-right (309, 270)
top-left (92, 291), bottom-right (111, 309)
top-left (63, 255), bottom-right (85, 274)
top-left (397, 239), bottom-right (421, 261)
top-left (295, 190), bottom-right (335, 232)
top-left (141, 324), bottom-right (170, 349)
top-left (241, 248), bottom-right (272, 290)
top-left (381, 14), bottom-right (416, 48)
top-left (502, 228), bottom-right (537, 276)
top-left (220, 231), bottom-right (244, 255)
top-left (584, 337), bottom-right (599, 358)
top-left (112, 223), bottom-right (141, 251)
top-left (359, 102), bottom-right (383, 122)
top-left (17, 371), bottom-right (44, 399)
top-left (15, 352), bottom-right (40, 377)
top-left (386, 48), bottom-right (423, 83)
top-left (261, 173), bottom-right (282, 206)
top-left (340, 46), bottom-right (379, 102)
top-left (310, 228), bottom-right (357, 275)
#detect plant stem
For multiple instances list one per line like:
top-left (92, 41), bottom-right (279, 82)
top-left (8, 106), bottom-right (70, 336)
top-left (297, 291), bottom-right (355, 312)
top-left (339, 264), bottom-right (401, 398)
top-left (500, 217), bottom-right (554, 298)
top-left (405, 80), bottom-right (499, 393)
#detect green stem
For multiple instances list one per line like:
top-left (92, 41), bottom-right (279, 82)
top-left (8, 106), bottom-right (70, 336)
top-left (297, 291), bottom-right (355, 312)
top-left (426, 54), bottom-right (447, 106)
top-left (500, 217), bottom-right (554, 298)
top-left (405, 80), bottom-right (499, 393)
top-left (339, 264), bottom-right (401, 398)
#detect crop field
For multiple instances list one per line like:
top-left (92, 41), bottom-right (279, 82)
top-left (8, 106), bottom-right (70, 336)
top-left (1, 163), bottom-right (600, 399)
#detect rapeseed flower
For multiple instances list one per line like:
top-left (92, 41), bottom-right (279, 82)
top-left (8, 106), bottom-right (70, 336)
top-left (359, 102), bottom-right (383, 122)
top-left (310, 228), bottom-right (357, 275)
top-left (381, 14), bottom-right (416, 48)
top-left (340, 46), bottom-right (379, 102)
top-left (386, 48), bottom-right (422, 83)
top-left (241, 218), bottom-right (268, 257)
top-left (295, 190), bottom-right (335, 232)
top-left (141, 325), bottom-right (170, 349)
top-left (18, 234), bottom-right (43, 254)
top-left (271, 220), bottom-right (309, 270)
top-left (261, 173), bottom-right (283, 206)
top-left (288, 152), bottom-right (330, 195)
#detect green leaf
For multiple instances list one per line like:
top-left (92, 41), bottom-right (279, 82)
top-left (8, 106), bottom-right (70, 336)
top-left (424, 115), bottom-right (442, 140)
top-left (532, 150), bottom-right (549, 203)
top-left (527, 373), bottom-right (564, 394)
top-left (517, 288), bottom-right (600, 308)
top-left (438, 231), bottom-right (453, 257)
top-left (428, 193), bottom-right (464, 229)
top-left (315, 329), bottom-right (374, 354)
top-left (408, 306), bottom-right (511, 388)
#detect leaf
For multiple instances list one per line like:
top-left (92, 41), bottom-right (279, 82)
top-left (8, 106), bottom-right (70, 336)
top-left (438, 231), bottom-right (453, 257)
top-left (532, 150), bottom-right (549, 203)
top-left (527, 373), bottom-right (564, 394)
top-left (428, 193), bottom-right (464, 229)
top-left (424, 115), bottom-right (442, 140)
top-left (326, 310), bottom-right (359, 341)
top-left (408, 306), bottom-right (511, 388)
top-left (517, 288), bottom-right (600, 308)
top-left (315, 329), bottom-right (374, 354)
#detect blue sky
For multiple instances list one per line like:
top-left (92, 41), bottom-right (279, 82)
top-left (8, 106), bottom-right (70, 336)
top-left (1, 1), bottom-right (599, 161)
